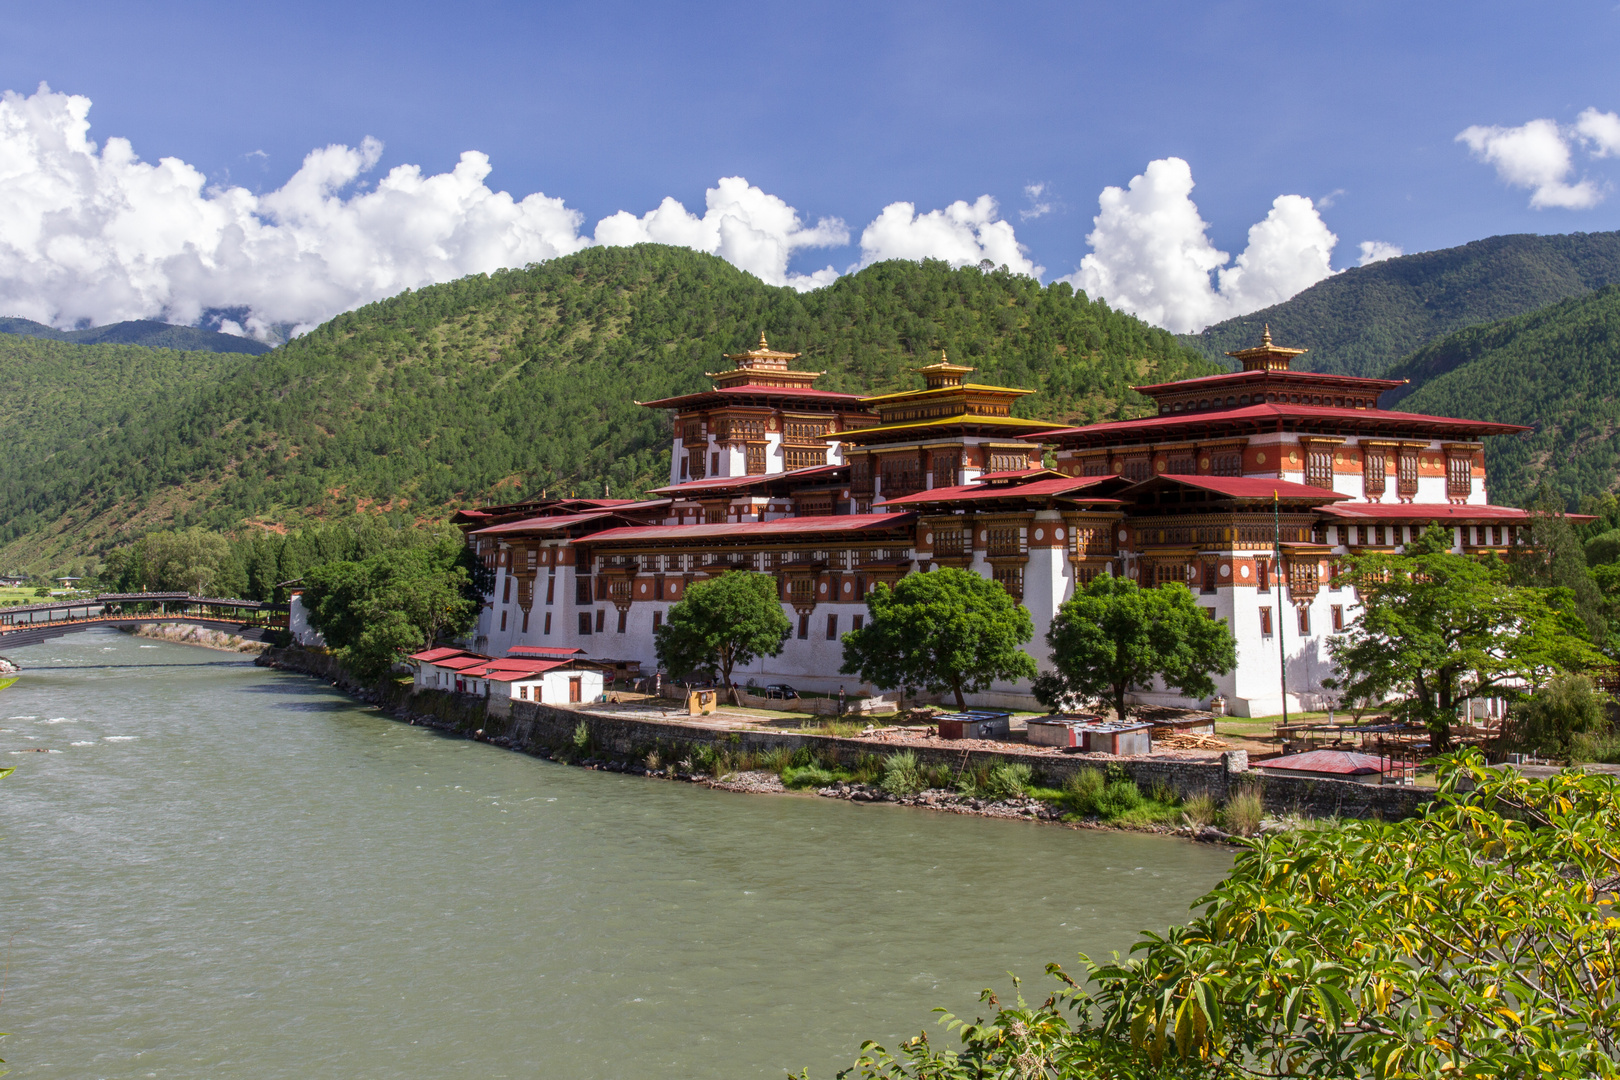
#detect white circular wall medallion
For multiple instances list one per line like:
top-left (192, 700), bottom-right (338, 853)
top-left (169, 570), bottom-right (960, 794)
top-left (1289, 451), bottom-right (1299, 464)
top-left (843, 581), bottom-right (852, 594)
top-left (1054, 527), bottom-right (1064, 540)
top-left (819, 582), bottom-right (828, 595)
top-left (1033, 528), bottom-right (1044, 541)
top-left (1334, 454), bottom-right (1344, 465)
top-left (1220, 564), bottom-right (1231, 578)
top-left (639, 583), bottom-right (648, 595)
top-left (1117, 529), bottom-right (1128, 542)
top-left (1200, 457), bottom-right (1210, 469)
top-left (1240, 565), bottom-right (1250, 579)
top-left (1256, 452), bottom-right (1266, 464)
top-left (842, 489), bottom-right (850, 498)
top-left (924, 531), bottom-right (934, 545)
top-left (1155, 460), bottom-right (1166, 472)
top-left (980, 531), bottom-right (988, 542)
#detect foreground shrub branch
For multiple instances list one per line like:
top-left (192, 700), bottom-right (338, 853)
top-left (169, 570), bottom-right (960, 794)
top-left (828, 753), bottom-right (1620, 1079)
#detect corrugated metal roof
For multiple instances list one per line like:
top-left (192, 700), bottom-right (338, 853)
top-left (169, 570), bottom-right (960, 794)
top-left (408, 647), bottom-right (467, 662)
top-left (432, 655), bottom-right (493, 671)
top-left (882, 474), bottom-right (1120, 506)
top-left (469, 511), bottom-right (619, 536)
top-left (1251, 749), bottom-right (1396, 775)
top-left (1321, 503), bottom-right (1532, 521)
top-left (1123, 475), bottom-right (1351, 501)
top-left (1027, 403), bottom-right (1531, 442)
top-left (650, 463), bottom-right (844, 497)
top-left (508, 645), bottom-right (586, 657)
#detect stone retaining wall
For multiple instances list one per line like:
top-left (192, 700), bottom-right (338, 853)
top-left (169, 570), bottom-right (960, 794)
top-left (258, 645), bottom-right (1435, 820)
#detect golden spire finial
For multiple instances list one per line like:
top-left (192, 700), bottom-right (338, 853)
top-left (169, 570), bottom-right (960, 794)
top-left (939, 349), bottom-right (948, 363)
top-left (1262, 324), bottom-right (1272, 347)
top-left (758, 331), bottom-right (769, 350)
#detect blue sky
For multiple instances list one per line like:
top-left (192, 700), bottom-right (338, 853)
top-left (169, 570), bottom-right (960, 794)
top-left (3, 1), bottom-right (1619, 335)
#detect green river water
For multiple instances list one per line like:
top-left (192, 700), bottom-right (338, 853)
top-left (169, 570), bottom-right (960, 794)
top-left (0, 630), bottom-right (1231, 1078)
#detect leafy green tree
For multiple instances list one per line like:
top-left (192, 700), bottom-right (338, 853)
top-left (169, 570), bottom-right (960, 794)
top-left (1508, 491), bottom-right (1608, 643)
top-left (301, 538), bottom-right (482, 678)
top-left (832, 753), bottom-right (1620, 1080)
top-left (1507, 672), bottom-right (1610, 756)
top-left (654, 571), bottom-right (791, 696)
top-left (840, 567), bottom-right (1037, 710)
top-left (99, 526), bottom-right (232, 595)
top-left (1329, 527), bottom-right (1603, 749)
top-left (1033, 574), bottom-right (1236, 723)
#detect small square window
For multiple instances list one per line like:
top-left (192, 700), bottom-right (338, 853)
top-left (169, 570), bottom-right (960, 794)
top-left (1297, 606), bottom-right (1311, 634)
top-left (797, 613), bottom-right (810, 639)
top-left (595, 609), bottom-right (606, 634)
top-left (1259, 607), bottom-right (1272, 636)
top-left (851, 614), bottom-right (864, 632)
top-left (1331, 605), bottom-right (1344, 632)
top-left (826, 613), bottom-right (838, 640)
top-left (578, 612), bottom-right (592, 635)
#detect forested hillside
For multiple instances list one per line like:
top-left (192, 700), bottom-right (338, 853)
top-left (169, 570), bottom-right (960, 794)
top-left (1185, 231), bottom-right (1620, 377)
top-left (0, 245), bottom-right (1213, 572)
top-left (1389, 284), bottom-right (1620, 507)
top-left (0, 316), bottom-right (272, 355)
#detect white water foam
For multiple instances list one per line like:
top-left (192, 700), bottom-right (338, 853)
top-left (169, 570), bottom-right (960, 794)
top-left (70, 740), bottom-right (95, 746)
top-left (103, 736), bottom-right (138, 742)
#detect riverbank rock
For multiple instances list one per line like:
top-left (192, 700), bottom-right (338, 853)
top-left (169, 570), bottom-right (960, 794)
top-left (128, 623), bottom-right (269, 654)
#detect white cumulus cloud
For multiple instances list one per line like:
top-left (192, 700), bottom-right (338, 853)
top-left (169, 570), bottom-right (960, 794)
top-left (1357, 240), bottom-right (1403, 266)
top-left (1061, 157), bottom-right (1337, 334)
top-left (1456, 116), bottom-right (1603, 209)
top-left (0, 84), bottom-right (593, 339)
top-left (592, 176), bottom-right (847, 291)
top-left (858, 195), bottom-right (1042, 277)
top-left (1575, 107), bottom-right (1620, 158)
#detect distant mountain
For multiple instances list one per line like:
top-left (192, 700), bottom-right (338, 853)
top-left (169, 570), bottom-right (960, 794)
top-left (1387, 284), bottom-right (1620, 508)
top-left (1184, 231), bottom-right (1620, 377)
top-left (0, 316), bottom-right (272, 355)
top-left (0, 245), bottom-right (1215, 571)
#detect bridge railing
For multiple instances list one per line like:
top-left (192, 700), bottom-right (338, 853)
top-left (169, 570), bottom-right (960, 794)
top-left (0, 592), bottom-right (287, 632)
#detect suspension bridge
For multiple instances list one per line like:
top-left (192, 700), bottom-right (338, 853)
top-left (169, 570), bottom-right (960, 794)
top-left (0, 593), bottom-right (288, 649)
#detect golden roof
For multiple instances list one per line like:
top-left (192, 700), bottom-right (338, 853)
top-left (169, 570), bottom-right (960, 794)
top-left (1225, 324), bottom-right (1307, 372)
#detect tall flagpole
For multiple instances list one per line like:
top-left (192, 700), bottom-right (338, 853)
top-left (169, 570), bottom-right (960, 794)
top-left (1275, 490), bottom-right (1289, 729)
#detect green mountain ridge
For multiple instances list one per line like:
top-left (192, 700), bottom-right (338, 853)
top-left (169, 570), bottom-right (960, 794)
top-left (0, 315), bottom-right (273, 355)
top-left (1389, 283), bottom-right (1620, 508)
top-left (1184, 231), bottom-right (1620, 377)
top-left (0, 245), bottom-right (1213, 572)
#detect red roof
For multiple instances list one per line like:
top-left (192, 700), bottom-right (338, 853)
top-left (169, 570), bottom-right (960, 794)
top-left (639, 385), bottom-right (867, 408)
top-left (507, 645), bottom-right (586, 657)
top-left (651, 463), bottom-right (844, 497)
top-left (1026, 403), bottom-right (1531, 444)
top-left (582, 513), bottom-right (916, 544)
top-left (408, 647), bottom-right (467, 662)
top-left (1252, 750), bottom-right (1400, 776)
top-left (482, 667), bottom-right (566, 683)
top-left (1132, 369), bottom-right (1404, 394)
top-left (1321, 502), bottom-right (1530, 521)
top-left (1123, 475), bottom-right (1351, 502)
top-left (469, 511), bottom-right (620, 536)
top-left (433, 655), bottom-right (493, 671)
top-left (477, 658), bottom-right (571, 674)
top-left (881, 474), bottom-right (1120, 507)
top-left (974, 467), bottom-right (1055, 482)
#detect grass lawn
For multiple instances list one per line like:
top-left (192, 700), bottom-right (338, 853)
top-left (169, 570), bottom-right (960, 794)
top-left (0, 585), bottom-right (49, 606)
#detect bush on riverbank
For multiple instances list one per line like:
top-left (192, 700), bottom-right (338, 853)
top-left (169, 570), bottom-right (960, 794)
top-left (828, 753), bottom-right (1620, 1079)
